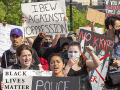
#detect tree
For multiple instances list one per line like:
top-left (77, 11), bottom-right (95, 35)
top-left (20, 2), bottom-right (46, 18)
top-left (66, 6), bottom-right (90, 32)
top-left (0, 2), bottom-right (6, 23)
top-left (66, 6), bottom-right (105, 32)
top-left (0, 0), bottom-right (23, 26)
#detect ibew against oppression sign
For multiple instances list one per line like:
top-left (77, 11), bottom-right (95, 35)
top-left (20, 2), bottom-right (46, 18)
top-left (21, 0), bottom-right (68, 37)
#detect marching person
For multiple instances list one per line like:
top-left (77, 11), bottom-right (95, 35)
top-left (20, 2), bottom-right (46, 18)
top-left (1, 28), bottom-right (42, 71)
top-left (63, 42), bottom-right (100, 90)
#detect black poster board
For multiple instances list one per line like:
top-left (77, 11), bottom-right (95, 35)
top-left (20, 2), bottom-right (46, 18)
top-left (78, 29), bottom-right (115, 59)
top-left (105, 0), bottom-right (120, 17)
top-left (32, 76), bottom-right (80, 90)
top-left (78, 29), bottom-right (115, 90)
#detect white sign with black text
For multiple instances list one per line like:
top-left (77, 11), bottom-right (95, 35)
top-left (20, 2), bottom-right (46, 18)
top-left (21, 0), bottom-right (68, 37)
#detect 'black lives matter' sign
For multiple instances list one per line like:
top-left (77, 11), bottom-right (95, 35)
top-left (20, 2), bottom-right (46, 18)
top-left (3, 70), bottom-right (80, 90)
top-left (21, 0), bottom-right (67, 37)
top-left (3, 70), bottom-right (52, 90)
top-left (105, 0), bottom-right (120, 17)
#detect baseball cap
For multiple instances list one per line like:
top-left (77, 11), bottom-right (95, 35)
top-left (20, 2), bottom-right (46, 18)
top-left (10, 28), bottom-right (23, 36)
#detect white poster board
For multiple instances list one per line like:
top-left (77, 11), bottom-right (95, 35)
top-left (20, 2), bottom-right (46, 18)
top-left (3, 70), bottom-right (52, 90)
top-left (0, 24), bottom-right (24, 56)
top-left (21, 0), bottom-right (68, 37)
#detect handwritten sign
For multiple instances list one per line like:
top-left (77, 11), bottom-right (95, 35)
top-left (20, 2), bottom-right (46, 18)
top-left (3, 70), bottom-right (52, 90)
top-left (79, 27), bottom-right (103, 34)
top-left (0, 23), bottom-right (24, 56)
top-left (105, 0), bottom-right (120, 17)
top-left (78, 29), bottom-right (115, 90)
top-left (87, 8), bottom-right (105, 25)
top-left (3, 70), bottom-right (80, 90)
top-left (21, 0), bottom-right (68, 37)
top-left (32, 76), bottom-right (80, 90)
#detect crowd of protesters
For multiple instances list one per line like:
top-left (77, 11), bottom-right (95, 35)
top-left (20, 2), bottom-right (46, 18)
top-left (0, 6), bottom-right (120, 90)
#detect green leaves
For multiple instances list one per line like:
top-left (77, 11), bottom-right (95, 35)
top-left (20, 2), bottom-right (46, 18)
top-left (0, 0), bottom-right (105, 30)
top-left (66, 6), bottom-right (105, 32)
top-left (0, 0), bottom-right (22, 25)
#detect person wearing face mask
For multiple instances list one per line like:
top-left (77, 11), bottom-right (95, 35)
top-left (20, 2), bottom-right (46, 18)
top-left (103, 16), bottom-right (120, 90)
top-left (41, 35), bottom-right (53, 47)
top-left (63, 42), bottom-right (100, 90)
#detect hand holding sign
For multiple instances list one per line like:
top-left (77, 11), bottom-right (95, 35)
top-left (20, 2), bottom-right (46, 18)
top-left (64, 16), bottom-right (68, 22)
top-left (1, 81), bottom-right (4, 90)
top-left (39, 32), bottom-right (46, 38)
top-left (22, 16), bottom-right (26, 23)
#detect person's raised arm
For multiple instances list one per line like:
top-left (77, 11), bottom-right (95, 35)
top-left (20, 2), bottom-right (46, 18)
top-left (32, 32), bottom-right (46, 57)
top-left (22, 15), bottom-right (34, 47)
top-left (52, 16), bottom-right (68, 47)
top-left (52, 34), bottom-right (60, 47)
top-left (86, 46), bottom-right (100, 71)
top-left (91, 21), bottom-right (96, 33)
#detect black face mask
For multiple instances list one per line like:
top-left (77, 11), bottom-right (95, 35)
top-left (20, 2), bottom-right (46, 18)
top-left (115, 29), bottom-right (120, 38)
top-left (43, 42), bottom-right (52, 47)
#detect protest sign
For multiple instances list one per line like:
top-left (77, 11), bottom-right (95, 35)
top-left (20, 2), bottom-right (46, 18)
top-left (78, 29), bottom-right (115, 90)
top-left (3, 70), bottom-right (52, 90)
top-left (3, 70), bottom-right (80, 90)
top-left (79, 27), bottom-right (104, 34)
top-left (32, 76), bottom-right (80, 90)
top-left (87, 8), bottom-right (105, 25)
top-left (105, 0), bottom-right (120, 17)
top-left (0, 23), bottom-right (24, 56)
top-left (21, 0), bottom-right (68, 37)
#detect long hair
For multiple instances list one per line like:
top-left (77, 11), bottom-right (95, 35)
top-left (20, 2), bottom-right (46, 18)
top-left (68, 42), bottom-right (85, 67)
top-left (16, 44), bottom-right (35, 63)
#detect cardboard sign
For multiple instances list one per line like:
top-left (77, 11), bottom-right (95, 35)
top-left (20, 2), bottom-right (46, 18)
top-left (21, 0), bottom-right (68, 37)
top-left (87, 8), bottom-right (105, 25)
top-left (3, 70), bottom-right (80, 90)
top-left (105, 0), bottom-right (120, 17)
top-left (3, 70), bottom-right (52, 90)
top-left (78, 29), bottom-right (115, 90)
top-left (0, 23), bottom-right (24, 56)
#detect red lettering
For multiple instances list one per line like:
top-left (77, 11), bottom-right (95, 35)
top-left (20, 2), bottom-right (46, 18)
top-left (79, 31), bottom-right (87, 41)
top-left (106, 65), bottom-right (108, 68)
top-left (90, 75), bottom-right (98, 83)
top-left (100, 63), bottom-right (103, 66)
top-left (106, 5), bottom-right (120, 10)
top-left (106, 14), bottom-right (120, 17)
top-left (79, 31), bottom-right (91, 42)
top-left (106, 6), bottom-right (110, 9)
top-left (93, 35), bottom-right (99, 50)
top-left (85, 33), bottom-right (91, 42)
top-left (93, 36), bottom-right (114, 53)
top-left (99, 37), bottom-right (105, 51)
